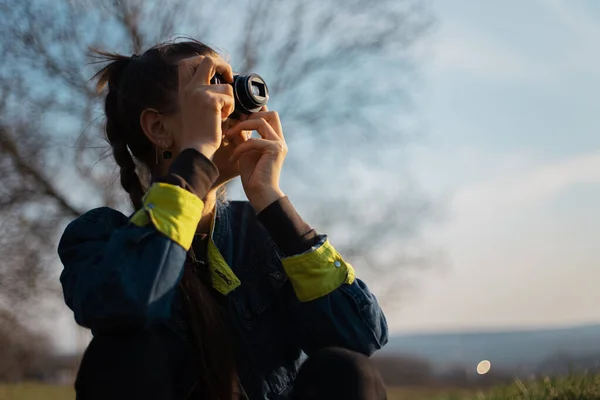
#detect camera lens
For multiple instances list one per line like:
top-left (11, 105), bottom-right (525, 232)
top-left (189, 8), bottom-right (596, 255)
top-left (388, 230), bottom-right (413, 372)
top-left (233, 73), bottom-right (269, 115)
top-left (211, 72), bottom-right (269, 117)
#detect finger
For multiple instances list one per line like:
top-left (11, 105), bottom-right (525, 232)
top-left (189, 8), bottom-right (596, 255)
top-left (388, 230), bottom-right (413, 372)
top-left (208, 84), bottom-right (235, 108)
top-left (178, 57), bottom-right (198, 92)
top-left (210, 92), bottom-right (235, 119)
top-left (192, 56), bottom-right (233, 87)
top-left (222, 126), bottom-right (250, 146)
top-left (226, 118), bottom-right (278, 141)
top-left (229, 138), bottom-right (282, 163)
top-left (207, 84), bottom-right (234, 96)
top-left (232, 129), bottom-right (252, 146)
top-left (246, 111), bottom-right (283, 139)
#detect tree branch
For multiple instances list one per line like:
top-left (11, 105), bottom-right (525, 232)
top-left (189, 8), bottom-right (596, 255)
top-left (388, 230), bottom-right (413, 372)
top-left (0, 126), bottom-right (84, 217)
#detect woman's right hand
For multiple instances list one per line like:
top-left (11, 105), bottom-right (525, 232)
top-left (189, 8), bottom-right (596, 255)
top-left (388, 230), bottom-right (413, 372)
top-left (177, 55), bottom-right (235, 160)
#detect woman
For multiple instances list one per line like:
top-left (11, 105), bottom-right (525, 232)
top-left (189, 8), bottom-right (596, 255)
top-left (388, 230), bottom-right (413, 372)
top-left (58, 39), bottom-right (388, 400)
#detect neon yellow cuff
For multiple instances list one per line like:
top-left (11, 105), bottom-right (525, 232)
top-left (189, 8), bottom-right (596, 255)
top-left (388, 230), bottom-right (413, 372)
top-left (207, 240), bottom-right (241, 295)
top-left (130, 183), bottom-right (204, 250)
top-left (282, 239), bottom-right (355, 302)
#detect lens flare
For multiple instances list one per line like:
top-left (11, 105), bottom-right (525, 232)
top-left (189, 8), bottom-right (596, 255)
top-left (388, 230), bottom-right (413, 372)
top-left (476, 360), bottom-right (491, 375)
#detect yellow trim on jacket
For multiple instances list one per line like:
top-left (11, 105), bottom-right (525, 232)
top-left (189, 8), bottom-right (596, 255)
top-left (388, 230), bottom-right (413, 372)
top-left (130, 183), bottom-right (353, 300)
top-left (282, 239), bottom-right (356, 302)
top-left (130, 182), bottom-right (240, 295)
top-left (130, 182), bottom-right (204, 250)
top-left (207, 240), bottom-right (241, 295)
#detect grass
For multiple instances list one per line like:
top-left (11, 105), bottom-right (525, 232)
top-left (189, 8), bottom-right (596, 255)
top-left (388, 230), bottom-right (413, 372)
top-left (2, 375), bottom-right (600, 399)
top-left (453, 374), bottom-right (600, 400)
top-left (387, 386), bottom-right (474, 399)
top-left (0, 383), bottom-right (73, 400)
top-left (395, 374), bottom-right (600, 400)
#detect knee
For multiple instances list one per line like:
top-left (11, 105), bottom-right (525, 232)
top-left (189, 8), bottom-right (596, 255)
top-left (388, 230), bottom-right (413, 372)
top-left (75, 331), bottom-right (172, 400)
top-left (290, 347), bottom-right (387, 400)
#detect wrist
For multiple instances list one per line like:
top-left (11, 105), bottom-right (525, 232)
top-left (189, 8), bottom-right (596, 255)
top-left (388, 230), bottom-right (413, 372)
top-left (257, 196), bottom-right (318, 256)
top-left (248, 187), bottom-right (285, 213)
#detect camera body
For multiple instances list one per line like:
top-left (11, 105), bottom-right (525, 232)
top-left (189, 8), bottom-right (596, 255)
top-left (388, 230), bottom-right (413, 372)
top-left (211, 73), bottom-right (269, 119)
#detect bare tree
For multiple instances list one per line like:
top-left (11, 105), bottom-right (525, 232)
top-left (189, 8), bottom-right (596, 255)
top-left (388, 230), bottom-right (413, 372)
top-left (0, 0), bottom-right (433, 343)
top-left (0, 309), bottom-right (53, 381)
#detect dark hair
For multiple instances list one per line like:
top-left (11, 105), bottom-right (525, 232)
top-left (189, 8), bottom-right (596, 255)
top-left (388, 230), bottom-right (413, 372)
top-left (92, 39), bottom-right (236, 400)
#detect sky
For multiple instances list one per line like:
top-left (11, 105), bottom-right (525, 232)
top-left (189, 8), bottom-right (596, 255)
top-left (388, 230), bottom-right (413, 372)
top-left (48, 0), bottom-right (600, 352)
top-left (391, 0), bottom-right (600, 333)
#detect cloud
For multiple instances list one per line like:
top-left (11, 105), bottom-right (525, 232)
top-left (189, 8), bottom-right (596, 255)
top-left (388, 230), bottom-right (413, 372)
top-left (426, 22), bottom-right (549, 82)
top-left (452, 151), bottom-right (600, 216)
top-left (540, 0), bottom-right (600, 40)
top-left (537, 0), bottom-right (600, 78)
top-left (393, 150), bottom-right (600, 333)
top-left (424, 2), bottom-right (600, 84)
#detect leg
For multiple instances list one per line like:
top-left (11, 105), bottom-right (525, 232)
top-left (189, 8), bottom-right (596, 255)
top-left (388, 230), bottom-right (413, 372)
top-left (75, 329), bottom-right (172, 400)
top-left (290, 347), bottom-right (387, 400)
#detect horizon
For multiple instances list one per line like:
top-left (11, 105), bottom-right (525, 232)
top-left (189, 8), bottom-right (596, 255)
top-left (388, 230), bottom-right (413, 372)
top-left (389, 321), bottom-right (600, 338)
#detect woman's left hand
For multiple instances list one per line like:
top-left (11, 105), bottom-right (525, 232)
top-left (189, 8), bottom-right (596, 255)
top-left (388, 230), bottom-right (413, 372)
top-left (224, 107), bottom-right (287, 212)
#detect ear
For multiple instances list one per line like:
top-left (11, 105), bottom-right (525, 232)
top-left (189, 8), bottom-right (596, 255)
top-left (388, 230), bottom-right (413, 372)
top-left (140, 109), bottom-right (172, 148)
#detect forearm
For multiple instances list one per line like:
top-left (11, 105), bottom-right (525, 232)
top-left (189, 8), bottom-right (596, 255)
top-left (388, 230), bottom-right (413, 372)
top-left (257, 197), bottom-right (388, 355)
top-left (60, 223), bottom-right (188, 331)
top-left (153, 148), bottom-right (219, 200)
top-left (59, 150), bottom-right (220, 332)
top-left (258, 196), bottom-right (319, 256)
top-left (130, 148), bottom-right (218, 250)
top-left (289, 281), bottom-right (389, 356)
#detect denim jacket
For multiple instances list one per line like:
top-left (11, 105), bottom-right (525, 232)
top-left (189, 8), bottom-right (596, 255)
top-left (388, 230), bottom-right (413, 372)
top-left (58, 153), bottom-right (388, 399)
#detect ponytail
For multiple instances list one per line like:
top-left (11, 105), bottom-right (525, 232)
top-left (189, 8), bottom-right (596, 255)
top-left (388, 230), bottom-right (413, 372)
top-left (93, 53), bottom-right (145, 209)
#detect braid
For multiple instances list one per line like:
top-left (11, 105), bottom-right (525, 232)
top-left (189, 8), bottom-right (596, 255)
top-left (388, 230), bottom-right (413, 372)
top-left (104, 89), bottom-right (145, 210)
top-left (94, 53), bottom-right (147, 210)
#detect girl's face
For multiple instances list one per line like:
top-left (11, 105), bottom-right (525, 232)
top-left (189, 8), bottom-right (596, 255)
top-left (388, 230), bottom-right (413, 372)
top-left (210, 117), bottom-right (245, 187)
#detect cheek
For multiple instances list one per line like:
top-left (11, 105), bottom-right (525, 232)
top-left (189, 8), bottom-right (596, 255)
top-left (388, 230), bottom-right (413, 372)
top-left (222, 118), bottom-right (238, 133)
top-left (162, 114), bottom-right (183, 144)
top-left (212, 142), bottom-right (240, 177)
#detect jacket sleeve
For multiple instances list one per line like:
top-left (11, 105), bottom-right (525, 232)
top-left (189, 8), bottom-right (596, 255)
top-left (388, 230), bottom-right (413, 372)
top-left (258, 197), bottom-right (388, 356)
top-left (58, 149), bottom-right (218, 333)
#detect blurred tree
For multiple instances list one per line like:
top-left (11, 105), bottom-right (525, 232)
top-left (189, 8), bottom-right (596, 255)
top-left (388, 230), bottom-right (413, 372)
top-left (0, 309), bottom-right (52, 381)
top-left (0, 0), bottom-right (433, 344)
top-left (372, 353), bottom-right (434, 386)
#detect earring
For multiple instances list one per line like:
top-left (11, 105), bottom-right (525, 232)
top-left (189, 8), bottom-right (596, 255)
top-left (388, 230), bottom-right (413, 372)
top-left (156, 141), bottom-right (173, 161)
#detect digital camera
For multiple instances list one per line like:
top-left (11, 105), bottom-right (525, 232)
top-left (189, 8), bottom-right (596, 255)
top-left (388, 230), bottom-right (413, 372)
top-left (211, 73), bottom-right (269, 118)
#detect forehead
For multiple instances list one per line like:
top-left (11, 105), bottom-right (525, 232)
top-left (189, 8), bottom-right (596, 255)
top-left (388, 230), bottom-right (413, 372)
top-left (172, 53), bottom-right (231, 68)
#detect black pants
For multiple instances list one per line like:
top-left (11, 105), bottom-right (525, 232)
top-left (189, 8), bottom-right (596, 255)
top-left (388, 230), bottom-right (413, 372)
top-left (75, 330), bottom-right (173, 400)
top-left (289, 347), bottom-right (387, 400)
top-left (76, 333), bottom-right (385, 400)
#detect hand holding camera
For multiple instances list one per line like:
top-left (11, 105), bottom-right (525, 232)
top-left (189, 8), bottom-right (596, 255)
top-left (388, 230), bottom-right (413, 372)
top-left (176, 55), bottom-right (235, 160)
top-left (176, 55), bottom-right (270, 162)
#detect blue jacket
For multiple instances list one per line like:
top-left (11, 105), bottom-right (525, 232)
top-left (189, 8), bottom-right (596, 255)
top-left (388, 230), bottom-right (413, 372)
top-left (58, 191), bottom-right (387, 399)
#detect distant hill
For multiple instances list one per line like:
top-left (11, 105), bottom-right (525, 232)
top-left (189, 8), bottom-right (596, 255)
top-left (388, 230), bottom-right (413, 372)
top-left (380, 324), bottom-right (600, 374)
